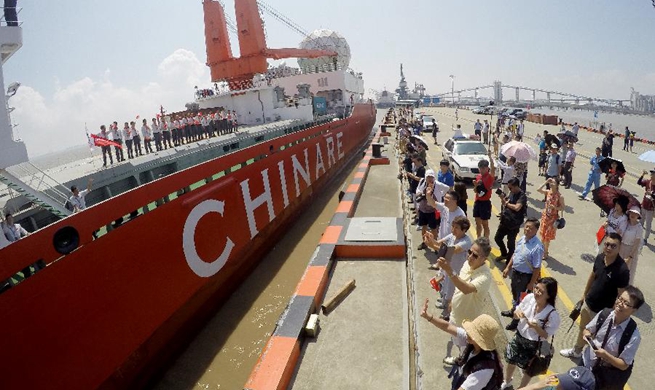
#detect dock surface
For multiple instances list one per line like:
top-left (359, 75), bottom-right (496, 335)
top-left (280, 108), bottom-right (654, 389)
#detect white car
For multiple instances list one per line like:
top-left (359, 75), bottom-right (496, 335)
top-left (442, 138), bottom-right (492, 180)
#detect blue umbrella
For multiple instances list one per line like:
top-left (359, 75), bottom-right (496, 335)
top-left (639, 150), bottom-right (655, 163)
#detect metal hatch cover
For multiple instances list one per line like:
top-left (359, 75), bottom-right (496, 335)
top-left (343, 217), bottom-right (399, 242)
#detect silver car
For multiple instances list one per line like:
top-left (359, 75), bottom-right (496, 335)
top-left (442, 138), bottom-right (491, 180)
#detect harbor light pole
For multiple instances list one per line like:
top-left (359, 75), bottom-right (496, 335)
top-left (449, 74), bottom-right (455, 106)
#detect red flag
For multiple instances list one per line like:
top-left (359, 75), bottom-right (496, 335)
top-left (91, 134), bottom-right (122, 148)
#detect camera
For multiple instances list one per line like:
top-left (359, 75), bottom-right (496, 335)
top-left (495, 188), bottom-right (505, 197)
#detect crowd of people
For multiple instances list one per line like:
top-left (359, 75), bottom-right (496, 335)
top-left (391, 107), bottom-right (645, 390)
top-left (95, 109), bottom-right (239, 167)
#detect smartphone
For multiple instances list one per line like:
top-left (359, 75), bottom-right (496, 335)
top-left (585, 335), bottom-right (598, 351)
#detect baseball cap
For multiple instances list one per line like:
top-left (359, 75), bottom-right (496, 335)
top-left (556, 366), bottom-right (595, 390)
top-left (425, 169), bottom-right (436, 178)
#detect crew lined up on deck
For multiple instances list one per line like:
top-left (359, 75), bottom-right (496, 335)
top-left (394, 106), bottom-right (646, 390)
top-left (95, 109), bottom-right (239, 167)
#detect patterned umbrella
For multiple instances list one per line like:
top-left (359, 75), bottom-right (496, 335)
top-left (591, 185), bottom-right (640, 214)
top-left (500, 140), bottom-right (537, 163)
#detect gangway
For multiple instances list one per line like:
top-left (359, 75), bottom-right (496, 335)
top-left (0, 163), bottom-right (72, 218)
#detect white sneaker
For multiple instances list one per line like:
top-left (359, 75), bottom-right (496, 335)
top-left (500, 380), bottom-right (513, 390)
top-left (559, 348), bottom-right (582, 358)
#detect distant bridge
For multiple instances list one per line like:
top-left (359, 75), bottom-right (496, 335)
top-left (434, 81), bottom-right (631, 110)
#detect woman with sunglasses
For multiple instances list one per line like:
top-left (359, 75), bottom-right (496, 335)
top-left (501, 277), bottom-right (561, 389)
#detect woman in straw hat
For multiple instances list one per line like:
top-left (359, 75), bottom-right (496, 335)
top-left (421, 299), bottom-right (503, 390)
top-left (620, 206), bottom-right (644, 285)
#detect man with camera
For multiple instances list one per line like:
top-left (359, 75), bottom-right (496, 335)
top-left (494, 178), bottom-right (526, 264)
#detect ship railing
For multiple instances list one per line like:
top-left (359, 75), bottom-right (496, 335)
top-left (1, 162), bottom-right (71, 217)
top-left (0, 6), bottom-right (22, 27)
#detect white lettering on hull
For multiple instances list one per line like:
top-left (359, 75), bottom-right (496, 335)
top-left (336, 132), bottom-right (344, 160)
top-left (315, 143), bottom-right (325, 178)
top-left (182, 131), bottom-right (345, 277)
top-left (183, 199), bottom-right (235, 278)
top-left (277, 160), bottom-right (290, 208)
top-left (291, 149), bottom-right (310, 197)
top-left (325, 137), bottom-right (336, 168)
top-left (240, 169), bottom-right (275, 238)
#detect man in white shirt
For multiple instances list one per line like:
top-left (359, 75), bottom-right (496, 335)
top-left (69, 178), bottom-right (94, 212)
top-left (517, 120), bottom-right (525, 140)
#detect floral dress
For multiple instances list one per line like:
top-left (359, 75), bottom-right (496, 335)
top-left (540, 191), bottom-right (560, 241)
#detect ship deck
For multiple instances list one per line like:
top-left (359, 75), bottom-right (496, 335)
top-left (252, 108), bottom-right (653, 390)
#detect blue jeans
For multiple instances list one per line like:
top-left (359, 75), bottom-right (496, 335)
top-left (581, 171), bottom-right (601, 197)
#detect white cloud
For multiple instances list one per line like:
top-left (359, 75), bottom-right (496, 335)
top-left (11, 49), bottom-right (210, 157)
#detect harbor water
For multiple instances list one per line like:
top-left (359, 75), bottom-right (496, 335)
top-left (533, 107), bottom-right (655, 142)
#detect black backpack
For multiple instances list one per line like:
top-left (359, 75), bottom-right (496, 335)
top-left (594, 308), bottom-right (636, 357)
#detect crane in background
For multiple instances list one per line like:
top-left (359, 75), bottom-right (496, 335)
top-left (203, 0), bottom-right (336, 90)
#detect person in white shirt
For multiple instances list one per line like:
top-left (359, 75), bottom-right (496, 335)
top-left (150, 117), bottom-right (162, 151)
top-left (420, 305), bottom-right (503, 390)
top-left (110, 121), bottom-right (125, 162)
top-left (69, 178), bottom-right (93, 212)
top-left (141, 119), bottom-right (154, 154)
top-left (131, 121), bottom-right (143, 157)
top-left (517, 120), bottom-right (525, 140)
top-left (482, 120), bottom-right (490, 145)
top-left (497, 157), bottom-right (516, 193)
top-left (162, 117), bottom-right (173, 149)
top-left (201, 114), bottom-right (210, 139)
top-left (423, 216), bottom-right (472, 319)
top-left (619, 207), bottom-right (643, 285)
top-left (122, 122), bottom-right (134, 159)
top-left (2, 212), bottom-right (28, 242)
top-left (502, 277), bottom-right (561, 389)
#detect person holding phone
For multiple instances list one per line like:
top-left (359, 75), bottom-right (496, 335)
top-left (423, 216), bottom-right (472, 320)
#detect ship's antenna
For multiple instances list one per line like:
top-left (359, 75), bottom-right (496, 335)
top-left (256, 0), bottom-right (308, 37)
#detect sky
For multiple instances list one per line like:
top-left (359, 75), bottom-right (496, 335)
top-left (5, 0), bottom-right (655, 157)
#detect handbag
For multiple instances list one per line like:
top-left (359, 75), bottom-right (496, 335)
top-left (525, 309), bottom-right (555, 377)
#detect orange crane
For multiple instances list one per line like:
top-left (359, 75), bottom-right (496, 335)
top-left (203, 0), bottom-right (337, 90)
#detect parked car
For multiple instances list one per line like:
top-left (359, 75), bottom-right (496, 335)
top-left (442, 138), bottom-right (492, 180)
top-left (500, 108), bottom-right (527, 120)
top-left (472, 106), bottom-right (486, 114)
top-left (421, 115), bottom-right (437, 133)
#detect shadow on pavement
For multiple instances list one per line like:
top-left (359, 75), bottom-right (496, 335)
top-left (635, 303), bottom-right (652, 323)
top-left (580, 253), bottom-right (596, 264)
top-left (544, 256), bottom-right (576, 276)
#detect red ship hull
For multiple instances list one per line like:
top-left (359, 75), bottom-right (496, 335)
top-left (0, 103), bottom-right (376, 389)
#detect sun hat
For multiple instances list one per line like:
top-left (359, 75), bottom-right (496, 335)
top-left (461, 314), bottom-right (499, 351)
top-left (556, 366), bottom-right (596, 390)
top-left (425, 169), bottom-right (436, 178)
top-left (628, 206), bottom-right (641, 217)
